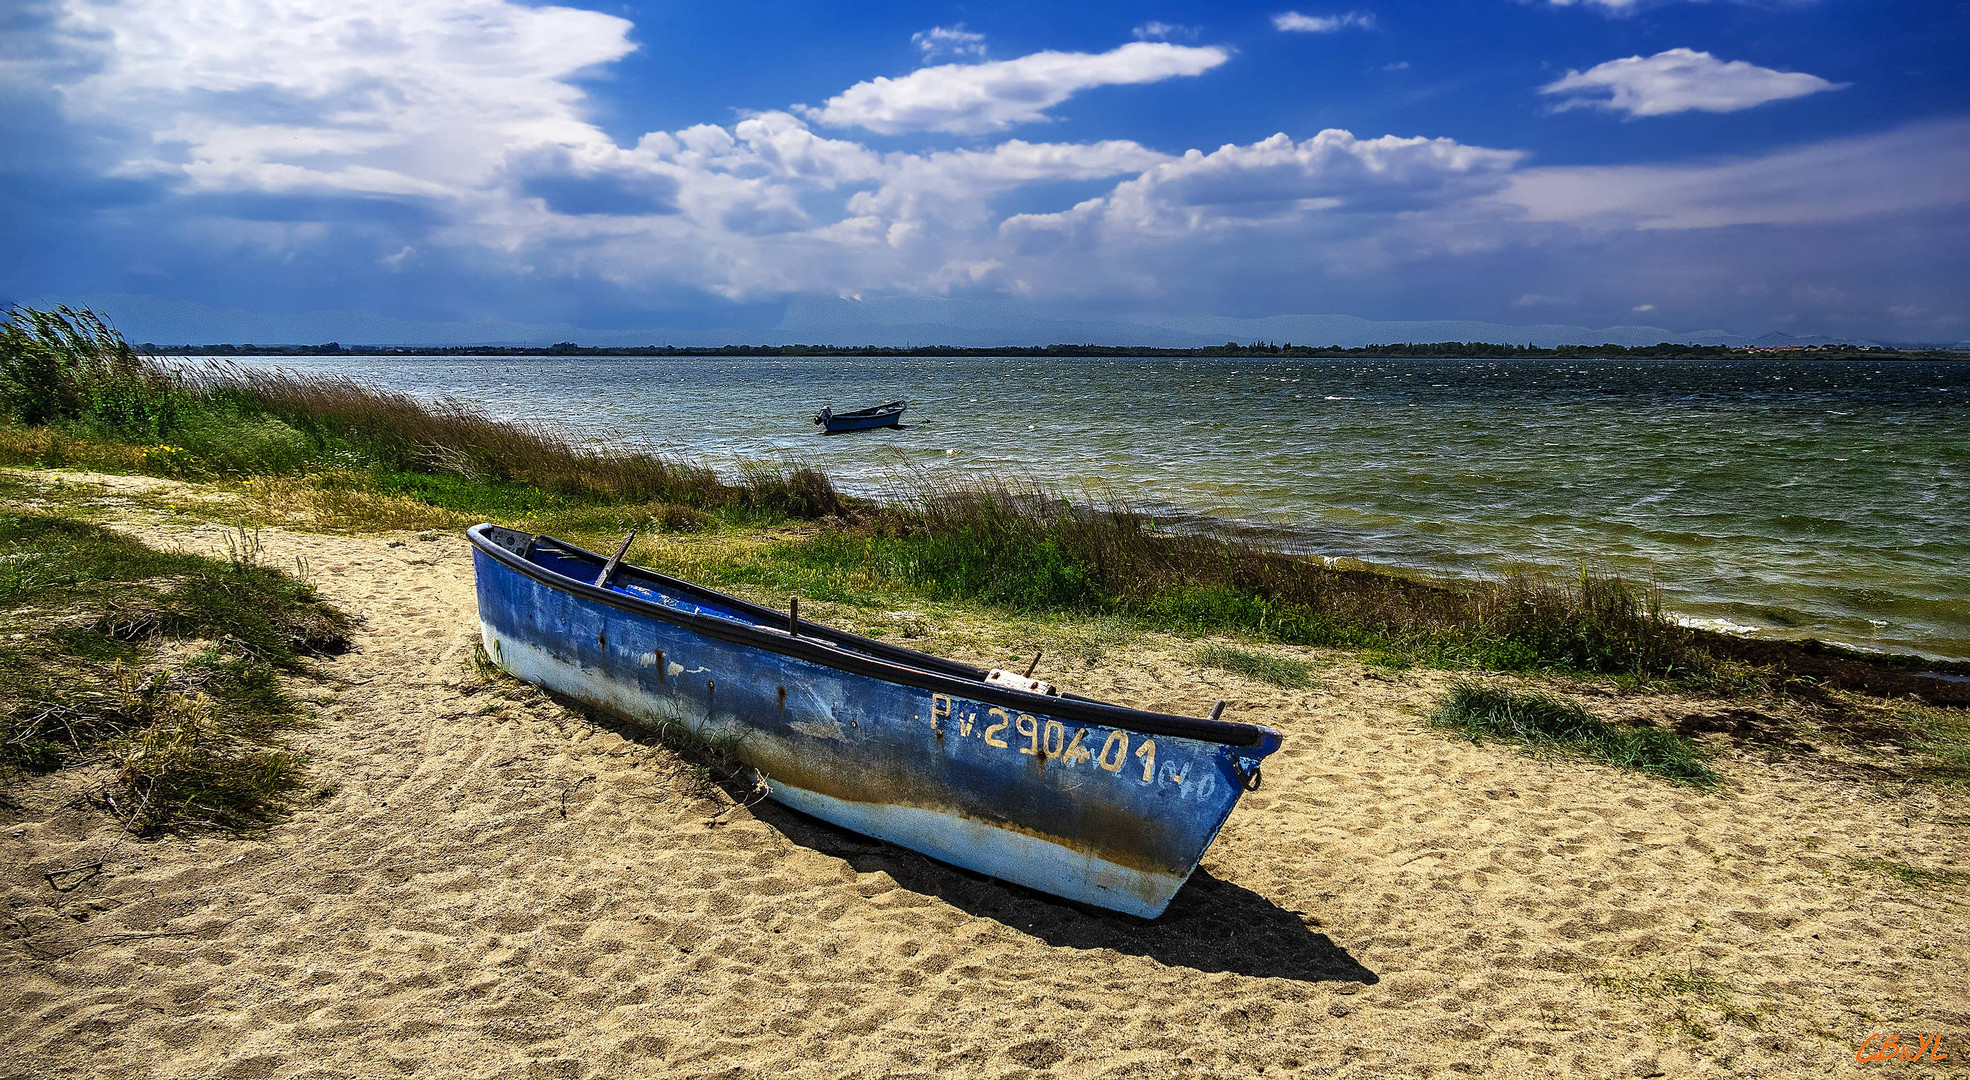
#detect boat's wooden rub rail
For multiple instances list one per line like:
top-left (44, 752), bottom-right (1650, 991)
top-left (468, 524), bottom-right (1282, 751)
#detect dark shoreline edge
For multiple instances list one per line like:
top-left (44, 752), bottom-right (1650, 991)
top-left (141, 342), bottom-right (1969, 361)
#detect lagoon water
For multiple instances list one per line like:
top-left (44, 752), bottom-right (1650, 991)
top-left (243, 354), bottom-right (1970, 661)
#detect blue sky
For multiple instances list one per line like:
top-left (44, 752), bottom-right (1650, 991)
top-left (2, 0), bottom-right (1966, 342)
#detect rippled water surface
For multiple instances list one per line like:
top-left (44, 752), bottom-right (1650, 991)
top-left (243, 355), bottom-right (1970, 659)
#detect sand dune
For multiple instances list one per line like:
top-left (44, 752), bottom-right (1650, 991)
top-left (4, 505), bottom-right (1966, 1079)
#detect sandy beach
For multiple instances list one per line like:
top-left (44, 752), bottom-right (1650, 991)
top-left (4, 472), bottom-right (1967, 1079)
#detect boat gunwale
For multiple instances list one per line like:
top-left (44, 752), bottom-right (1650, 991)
top-left (467, 523), bottom-right (1279, 749)
top-left (823, 399), bottom-right (906, 420)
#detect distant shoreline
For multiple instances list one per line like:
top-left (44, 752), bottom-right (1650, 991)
top-left (140, 341), bottom-right (1967, 360)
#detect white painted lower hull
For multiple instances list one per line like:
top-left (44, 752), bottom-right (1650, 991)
top-left (483, 624), bottom-right (1185, 916)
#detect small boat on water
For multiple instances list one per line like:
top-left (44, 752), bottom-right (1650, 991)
top-left (815, 399), bottom-right (906, 433)
top-left (467, 523), bottom-right (1282, 917)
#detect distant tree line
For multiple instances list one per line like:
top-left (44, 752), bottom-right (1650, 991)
top-left (135, 340), bottom-right (1958, 360)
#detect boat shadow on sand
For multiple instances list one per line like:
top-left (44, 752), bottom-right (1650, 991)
top-left (557, 697), bottom-right (1375, 985)
top-left (753, 801), bottom-right (1377, 985)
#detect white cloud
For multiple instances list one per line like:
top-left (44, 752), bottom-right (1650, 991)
top-left (1544, 0), bottom-right (1644, 11)
top-left (847, 139), bottom-right (1171, 246)
top-left (798, 42), bottom-right (1229, 135)
top-left (21, 0), bottom-right (1192, 300)
top-left (1133, 22), bottom-right (1201, 42)
top-left (1273, 11), bottom-right (1377, 33)
top-left (41, 0), bottom-right (636, 199)
top-left (910, 25), bottom-right (986, 61)
top-left (1540, 48), bottom-right (1844, 118)
top-left (1004, 128), bottom-right (1521, 243)
top-left (1502, 119), bottom-right (1970, 230)
top-left (1632, 303), bottom-right (1655, 312)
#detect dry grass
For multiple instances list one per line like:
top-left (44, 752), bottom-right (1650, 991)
top-left (183, 362), bottom-right (854, 515)
top-left (237, 471), bottom-right (467, 532)
top-left (1194, 644), bottom-right (1317, 689)
top-left (0, 426), bottom-right (154, 474)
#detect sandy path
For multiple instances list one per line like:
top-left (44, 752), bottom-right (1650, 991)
top-left (3, 508), bottom-right (1966, 1079)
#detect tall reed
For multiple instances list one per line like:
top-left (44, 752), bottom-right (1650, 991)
top-left (0, 305), bottom-right (190, 433)
top-left (0, 305), bottom-right (848, 517)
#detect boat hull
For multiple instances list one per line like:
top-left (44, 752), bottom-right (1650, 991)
top-left (816, 401), bottom-right (906, 433)
top-left (469, 530), bottom-right (1279, 917)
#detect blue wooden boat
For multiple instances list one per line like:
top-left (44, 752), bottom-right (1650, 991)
top-left (815, 399), bottom-right (906, 433)
top-left (467, 523), bottom-right (1282, 917)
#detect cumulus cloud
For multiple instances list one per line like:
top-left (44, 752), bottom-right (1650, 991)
top-left (1273, 11), bottom-right (1377, 32)
top-left (845, 139), bottom-right (1170, 251)
top-left (17, 0), bottom-right (1195, 299)
top-left (1003, 128), bottom-right (1521, 246)
top-left (39, 0), bottom-right (637, 199)
top-left (1541, 48), bottom-right (1844, 117)
top-left (798, 42), bottom-right (1229, 135)
top-left (910, 25), bottom-right (986, 61)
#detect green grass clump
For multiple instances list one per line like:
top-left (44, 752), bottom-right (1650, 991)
top-left (1430, 682), bottom-right (1719, 787)
top-left (0, 512), bottom-right (207, 601)
top-left (0, 510), bottom-right (350, 831)
top-left (1895, 705), bottom-right (1970, 786)
top-left (1842, 858), bottom-right (1967, 889)
top-left (1, 305), bottom-right (180, 431)
top-left (1586, 967), bottom-right (1751, 1041)
top-left (1194, 644), bottom-right (1315, 689)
